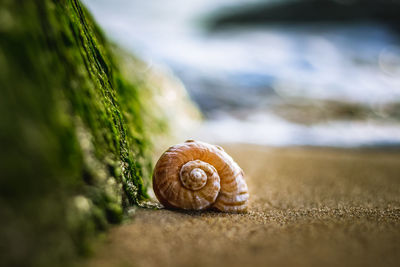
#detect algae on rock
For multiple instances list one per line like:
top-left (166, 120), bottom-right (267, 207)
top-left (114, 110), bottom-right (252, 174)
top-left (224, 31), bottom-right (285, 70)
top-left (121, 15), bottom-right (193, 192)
top-left (0, 0), bottom-right (199, 265)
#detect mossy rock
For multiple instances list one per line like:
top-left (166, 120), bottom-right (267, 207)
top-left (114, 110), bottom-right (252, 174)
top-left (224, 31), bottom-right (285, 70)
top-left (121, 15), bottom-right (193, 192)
top-left (0, 0), bottom-right (198, 266)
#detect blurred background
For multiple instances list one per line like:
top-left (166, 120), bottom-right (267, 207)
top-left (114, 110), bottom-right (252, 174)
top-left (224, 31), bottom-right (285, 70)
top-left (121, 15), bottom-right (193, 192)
top-left (83, 0), bottom-right (400, 147)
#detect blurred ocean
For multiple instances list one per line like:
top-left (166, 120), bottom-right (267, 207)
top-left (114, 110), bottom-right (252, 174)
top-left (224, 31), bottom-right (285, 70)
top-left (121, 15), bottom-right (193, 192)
top-left (84, 0), bottom-right (400, 147)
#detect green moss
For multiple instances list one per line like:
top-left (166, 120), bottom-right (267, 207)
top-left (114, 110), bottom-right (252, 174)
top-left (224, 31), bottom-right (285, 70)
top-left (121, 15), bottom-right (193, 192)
top-left (0, 0), bottom-right (165, 265)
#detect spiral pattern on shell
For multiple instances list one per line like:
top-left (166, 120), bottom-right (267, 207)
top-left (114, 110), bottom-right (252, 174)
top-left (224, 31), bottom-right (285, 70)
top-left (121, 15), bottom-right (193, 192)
top-left (152, 140), bottom-right (249, 212)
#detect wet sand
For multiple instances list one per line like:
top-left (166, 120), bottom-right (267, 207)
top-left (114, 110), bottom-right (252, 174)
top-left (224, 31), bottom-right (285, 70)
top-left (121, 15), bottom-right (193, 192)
top-left (86, 145), bottom-right (400, 267)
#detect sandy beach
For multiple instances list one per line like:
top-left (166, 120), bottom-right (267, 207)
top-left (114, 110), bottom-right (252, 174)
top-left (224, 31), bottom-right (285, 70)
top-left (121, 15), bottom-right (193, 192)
top-left (85, 145), bottom-right (400, 267)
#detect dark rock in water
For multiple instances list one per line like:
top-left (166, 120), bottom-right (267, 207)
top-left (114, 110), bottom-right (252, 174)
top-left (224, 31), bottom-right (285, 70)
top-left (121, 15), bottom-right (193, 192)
top-left (207, 0), bottom-right (400, 31)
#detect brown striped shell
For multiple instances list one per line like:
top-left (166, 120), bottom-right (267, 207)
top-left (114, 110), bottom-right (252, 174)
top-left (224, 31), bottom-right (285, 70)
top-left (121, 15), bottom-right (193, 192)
top-left (152, 140), bottom-right (249, 212)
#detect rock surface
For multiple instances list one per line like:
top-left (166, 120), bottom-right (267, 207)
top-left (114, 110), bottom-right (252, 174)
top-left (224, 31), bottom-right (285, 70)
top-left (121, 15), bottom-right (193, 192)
top-left (0, 0), bottom-right (198, 266)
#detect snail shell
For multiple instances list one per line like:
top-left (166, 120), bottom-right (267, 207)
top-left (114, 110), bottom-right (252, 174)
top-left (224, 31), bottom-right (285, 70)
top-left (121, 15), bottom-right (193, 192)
top-left (152, 140), bottom-right (249, 212)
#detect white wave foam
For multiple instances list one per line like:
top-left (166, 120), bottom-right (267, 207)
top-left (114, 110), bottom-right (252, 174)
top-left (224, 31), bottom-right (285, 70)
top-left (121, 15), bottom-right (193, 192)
top-left (194, 112), bottom-right (400, 147)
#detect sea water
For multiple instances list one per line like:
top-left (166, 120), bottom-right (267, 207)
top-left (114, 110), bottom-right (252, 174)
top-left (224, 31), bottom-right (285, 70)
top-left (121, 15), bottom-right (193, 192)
top-left (83, 0), bottom-right (400, 147)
